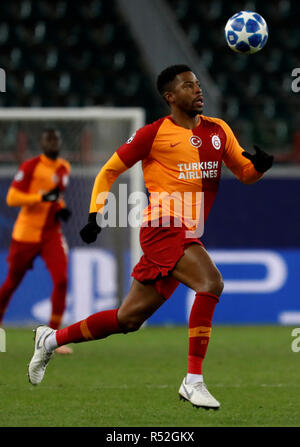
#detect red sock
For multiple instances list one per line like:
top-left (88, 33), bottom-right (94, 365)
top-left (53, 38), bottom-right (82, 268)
top-left (188, 292), bottom-right (219, 375)
top-left (56, 309), bottom-right (121, 346)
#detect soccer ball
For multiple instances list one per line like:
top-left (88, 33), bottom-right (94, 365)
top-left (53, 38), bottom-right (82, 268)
top-left (225, 11), bottom-right (268, 54)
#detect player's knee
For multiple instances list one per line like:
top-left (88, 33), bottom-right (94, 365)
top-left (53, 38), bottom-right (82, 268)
top-left (195, 270), bottom-right (224, 297)
top-left (118, 315), bottom-right (143, 333)
top-left (211, 274), bottom-right (224, 297)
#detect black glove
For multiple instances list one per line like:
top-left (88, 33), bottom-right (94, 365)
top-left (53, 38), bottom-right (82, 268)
top-left (242, 145), bottom-right (274, 173)
top-left (42, 187), bottom-right (60, 202)
top-left (79, 212), bottom-right (101, 244)
top-left (56, 208), bottom-right (72, 222)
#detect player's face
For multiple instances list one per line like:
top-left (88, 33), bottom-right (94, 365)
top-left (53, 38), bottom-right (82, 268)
top-left (167, 72), bottom-right (204, 116)
top-left (41, 130), bottom-right (61, 160)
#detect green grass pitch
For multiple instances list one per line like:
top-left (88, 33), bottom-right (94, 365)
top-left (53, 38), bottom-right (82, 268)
top-left (0, 325), bottom-right (300, 427)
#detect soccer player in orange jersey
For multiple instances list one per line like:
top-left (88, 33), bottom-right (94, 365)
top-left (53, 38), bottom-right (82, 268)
top-left (28, 66), bottom-right (273, 407)
top-left (0, 129), bottom-right (73, 354)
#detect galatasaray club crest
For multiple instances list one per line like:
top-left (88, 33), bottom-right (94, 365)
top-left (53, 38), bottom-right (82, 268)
top-left (211, 135), bottom-right (221, 150)
top-left (190, 135), bottom-right (202, 148)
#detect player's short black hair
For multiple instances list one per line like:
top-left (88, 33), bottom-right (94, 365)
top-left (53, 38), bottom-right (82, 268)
top-left (156, 64), bottom-right (192, 98)
top-left (41, 128), bottom-right (61, 137)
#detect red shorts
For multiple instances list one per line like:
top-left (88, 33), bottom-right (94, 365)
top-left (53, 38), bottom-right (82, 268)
top-left (131, 218), bottom-right (203, 300)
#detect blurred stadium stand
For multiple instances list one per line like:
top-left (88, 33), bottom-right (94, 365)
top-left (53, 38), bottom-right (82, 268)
top-left (0, 0), bottom-right (299, 161)
top-left (0, 0), bottom-right (163, 118)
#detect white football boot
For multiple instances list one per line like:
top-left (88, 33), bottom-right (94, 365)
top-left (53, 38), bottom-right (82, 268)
top-left (179, 376), bottom-right (220, 409)
top-left (28, 325), bottom-right (55, 385)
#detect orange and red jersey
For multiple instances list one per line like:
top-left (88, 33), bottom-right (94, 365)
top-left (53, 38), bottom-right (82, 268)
top-left (6, 154), bottom-right (71, 243)
top-left (89, 115), bottom-right (263, 228)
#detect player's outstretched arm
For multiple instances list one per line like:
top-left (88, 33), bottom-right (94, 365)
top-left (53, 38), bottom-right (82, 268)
top-left (242, 145), bottom-right (274, 173)
top-left (217, 118), bottom-right (273, 183)
top-left (7, 185), bottom-right (61, 207)
top-left (6, 186), bottom-right (42, 207)
top-left (80, 152), bottom-right (128, 244)
top-left (79, 123), bottom-right (155, 244)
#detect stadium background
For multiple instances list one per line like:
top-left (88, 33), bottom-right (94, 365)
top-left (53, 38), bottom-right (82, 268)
top-left (0, 0), bottom-right (299, 327)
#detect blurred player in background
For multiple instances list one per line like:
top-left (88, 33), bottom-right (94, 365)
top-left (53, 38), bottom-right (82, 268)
top-left (28, 66), bottom-right (273, 405)
top-left (0, 129), bottom-right (73, 355)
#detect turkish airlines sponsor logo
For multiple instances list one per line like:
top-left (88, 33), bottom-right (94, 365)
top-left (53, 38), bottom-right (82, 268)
top-left (190, 135), bottom-right (202, 148)
top-left (177, 161), bottom-right (219, 180)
